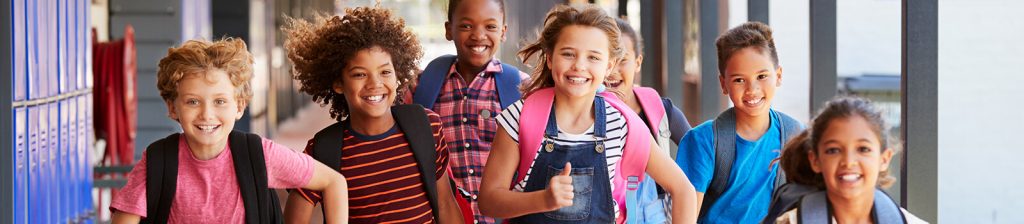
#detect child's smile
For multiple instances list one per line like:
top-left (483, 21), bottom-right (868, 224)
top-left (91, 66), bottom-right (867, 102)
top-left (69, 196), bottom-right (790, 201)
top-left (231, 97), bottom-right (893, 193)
top-left (447, 0), bottom-right (506, 72)
top-left (720, 47), bottom-right (781, 118)
top-left (335, 46), bottom-right (399, 122)
top-left (548, 25), bottom-right (614, 98)
top-left (605, 35), bottom-right (640, 92)
top-left (810, 115), bottom-right (894, 200)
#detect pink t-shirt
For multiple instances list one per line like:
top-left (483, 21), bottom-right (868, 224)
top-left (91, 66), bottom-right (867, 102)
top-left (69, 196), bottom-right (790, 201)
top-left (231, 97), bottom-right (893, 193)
top-left (110, 136), bottom-right (314, 223)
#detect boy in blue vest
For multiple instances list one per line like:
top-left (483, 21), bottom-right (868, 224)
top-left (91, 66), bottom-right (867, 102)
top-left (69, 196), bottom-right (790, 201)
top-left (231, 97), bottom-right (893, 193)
top-left (674, 21), bottom-right (804, 223)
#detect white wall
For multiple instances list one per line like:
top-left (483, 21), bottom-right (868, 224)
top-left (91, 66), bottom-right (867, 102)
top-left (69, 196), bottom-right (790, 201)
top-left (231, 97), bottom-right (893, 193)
top-left (938, 0), bottom-right (1024, 222)
top-left (770, 0), bottom-right (811, 122)
top-left (837, 0), bottom-right (900, 77)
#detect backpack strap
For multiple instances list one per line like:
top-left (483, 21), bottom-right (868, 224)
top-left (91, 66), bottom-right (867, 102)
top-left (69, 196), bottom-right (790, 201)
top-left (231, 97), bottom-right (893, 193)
top-left (392, 104), bottom-right (442, 222)
top-left (762, 183), bottom-right (819, 224)
top-left (633, 87), bottom-right (666, 136)
top-left (143, 133), bottom-right (180, 224)
top-left (772, 110), bottom-right (802, 190)
top-left (703, 108), bottom-right (738, 218)
top-left (497, 63), bottom-right (523, 109)
top-left (661, 98), bottom-right (681, 158)
top-left (312, 122), bottom-right (346, 170)
top-left (602, 92), bottom-right (653, 224)
top-left (872, 189), bottom-right (908, 224)
top-left (414, 54), bottom-right (523, 110)
top-left (705, 108), bottom-right (801, 217)
top-left (516, 88), bottom-right (653, 222)
top-left (228, 131), bottom-right (282, 224)
top-left (798, 189), bottom-right (907, 224)
top-left (797, 191), bottom-right (830, 223)
top-left (413, 55), bottom-right (458, 109)
top-left (513, 89), bottom-right (556, 187)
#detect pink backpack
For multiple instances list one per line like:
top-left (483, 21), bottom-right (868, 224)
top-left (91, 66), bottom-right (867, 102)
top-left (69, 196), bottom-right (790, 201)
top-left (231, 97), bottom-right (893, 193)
top-left (514, 87), bottom-right (653, 224)
top-left (633, 87), bottom-right (667, 136)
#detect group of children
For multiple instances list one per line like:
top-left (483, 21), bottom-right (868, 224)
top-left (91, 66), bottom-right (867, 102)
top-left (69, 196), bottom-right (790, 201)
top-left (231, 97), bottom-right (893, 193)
top-left (108, 0), bottom-right (926, 223)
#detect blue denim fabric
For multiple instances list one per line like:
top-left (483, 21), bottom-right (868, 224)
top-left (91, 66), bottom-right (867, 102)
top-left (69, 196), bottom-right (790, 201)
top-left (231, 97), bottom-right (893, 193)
top-left (511, 97), bottom-right (616, 224)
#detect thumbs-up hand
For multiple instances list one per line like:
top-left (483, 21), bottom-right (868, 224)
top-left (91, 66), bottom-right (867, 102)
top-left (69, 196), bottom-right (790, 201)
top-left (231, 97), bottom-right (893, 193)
top-left (546, 162), bottom-right (575, 211)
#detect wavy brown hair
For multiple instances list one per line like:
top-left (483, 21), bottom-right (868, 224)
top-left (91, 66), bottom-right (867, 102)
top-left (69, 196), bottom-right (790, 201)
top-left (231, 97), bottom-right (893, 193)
top-left (778, 96), bottom-right (899, 189)
top-left (614, 17), bottom-right (642, 59)
top-left (156, 38), bottom-right (254, 106)
top-left (284, 7), bottom-right (422, 121)
top-left (715, 21), bottom-right (779, 76)
top-left (518, 4), bottom-right (623, 95)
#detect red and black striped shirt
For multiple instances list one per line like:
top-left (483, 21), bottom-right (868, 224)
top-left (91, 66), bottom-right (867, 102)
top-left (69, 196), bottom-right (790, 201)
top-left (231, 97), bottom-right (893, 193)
top-left (298, 110), bottom-right (449, 224)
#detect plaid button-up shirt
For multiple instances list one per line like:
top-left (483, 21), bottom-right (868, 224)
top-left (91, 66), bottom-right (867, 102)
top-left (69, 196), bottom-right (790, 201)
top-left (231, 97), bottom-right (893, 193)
top-left (425, 59), bottom-right (527, 224)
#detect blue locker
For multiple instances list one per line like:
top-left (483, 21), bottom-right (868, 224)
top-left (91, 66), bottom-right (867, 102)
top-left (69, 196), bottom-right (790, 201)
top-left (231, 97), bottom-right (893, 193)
top-left (76, 96), bottom-right (88, 219)
top-left (68, 97), bottom-right (80, 220)
top-left (27, 105), bottom-right (40, 223)
top-left (14, 0), bottom-right (27, 101)
top-left (84, 94), bottom-right (95, 218)
top-left (16, 107), bottom-right (28, 224)
top-left (58, 2), bottom-right (70, 219)
top-left (58, 0), bottom-right (68, 95)
top-left (66, 0), bottom-right (77, 93)
top-left (73, 0), bottom-right (84, 91)
top-left (26, 0), bottom-right (38, 100)
top-left (48, 103), bottom-right (60, 223)
top-left (60, 99), bottom-right (72, 222)
top-left (37, 0), bottom-right (50, 99)
top-left (38, 103), bottom-right (50, 224)
top-left (47, 0), bottom-right (59, 98)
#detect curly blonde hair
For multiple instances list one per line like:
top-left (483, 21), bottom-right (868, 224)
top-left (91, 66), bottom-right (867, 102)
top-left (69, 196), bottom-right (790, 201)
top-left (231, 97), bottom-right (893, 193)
top-left (156, 38), bottom-right (254, 105)
top-left (284, 7), bottom-right (423, 121)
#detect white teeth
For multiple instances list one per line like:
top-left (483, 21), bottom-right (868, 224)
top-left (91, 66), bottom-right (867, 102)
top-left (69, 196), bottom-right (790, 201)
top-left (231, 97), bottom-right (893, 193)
top-left (365, 95), bottom-right (384, 102)
top-left (568, 77), bottom-right (588, 84)
top-left (745, 98), bottom-right (763, 105)
top-left (840, 174), bottom-right (861, 181)
top-left (471, 46), bottom-right (487, 53)
top-left (197, 125), bottom-right (219, 133)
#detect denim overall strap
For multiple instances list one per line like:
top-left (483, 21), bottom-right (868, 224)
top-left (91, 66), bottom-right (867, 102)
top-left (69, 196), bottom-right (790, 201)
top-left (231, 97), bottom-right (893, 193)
top-left (512, 97), bottom-right (615, 224)
top-left (543, 96), bottom-right (607, 138)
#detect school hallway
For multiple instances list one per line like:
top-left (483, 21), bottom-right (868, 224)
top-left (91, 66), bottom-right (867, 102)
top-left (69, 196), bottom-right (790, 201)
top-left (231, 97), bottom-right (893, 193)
top-left (4, 0), bottom-right (1024, 223)
top-left (268, 103), bottom-right (335, 224)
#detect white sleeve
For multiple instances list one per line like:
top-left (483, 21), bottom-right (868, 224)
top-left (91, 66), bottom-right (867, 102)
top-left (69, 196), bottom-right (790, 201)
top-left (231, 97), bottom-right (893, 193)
top-left (496, 100), bottom-right (525, 143)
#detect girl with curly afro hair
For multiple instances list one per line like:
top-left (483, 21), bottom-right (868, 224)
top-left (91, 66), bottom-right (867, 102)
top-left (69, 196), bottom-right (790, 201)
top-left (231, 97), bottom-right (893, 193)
top-left (282, 6), bottom-right (465, 224)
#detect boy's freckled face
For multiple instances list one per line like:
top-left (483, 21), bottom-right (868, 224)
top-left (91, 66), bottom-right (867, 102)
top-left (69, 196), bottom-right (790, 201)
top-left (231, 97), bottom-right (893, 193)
top-left (446, 0), bottom-right (506, 69)
top-left (809, 116), bottom-right (894, 201)
top-left (166, 69), bottom-right (244, 151)
top-left (719, 47), bottom-right (781, 118)
top-left (547, 25), bottom-right (615, 99)
top-left (335, 47), bottom-right (398, 120)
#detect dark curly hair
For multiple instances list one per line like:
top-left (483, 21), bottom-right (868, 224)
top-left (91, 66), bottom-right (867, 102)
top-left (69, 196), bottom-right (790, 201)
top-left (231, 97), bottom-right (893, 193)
top-left (284, 7), bottom-right (423, 121)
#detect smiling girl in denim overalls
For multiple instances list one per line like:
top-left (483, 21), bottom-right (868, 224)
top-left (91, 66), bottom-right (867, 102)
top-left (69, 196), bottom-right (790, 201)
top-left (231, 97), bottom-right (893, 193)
top-left (476, 4), bottom-right (698, 224)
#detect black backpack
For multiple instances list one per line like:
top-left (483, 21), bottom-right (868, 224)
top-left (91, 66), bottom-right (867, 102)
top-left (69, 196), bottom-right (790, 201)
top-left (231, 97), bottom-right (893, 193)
top-left (143, 131), bottom-right (282, 224)
top-left (701, 108), bottom-right (803, 219)
top-left (311, 104), bottom-right (444, 222)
